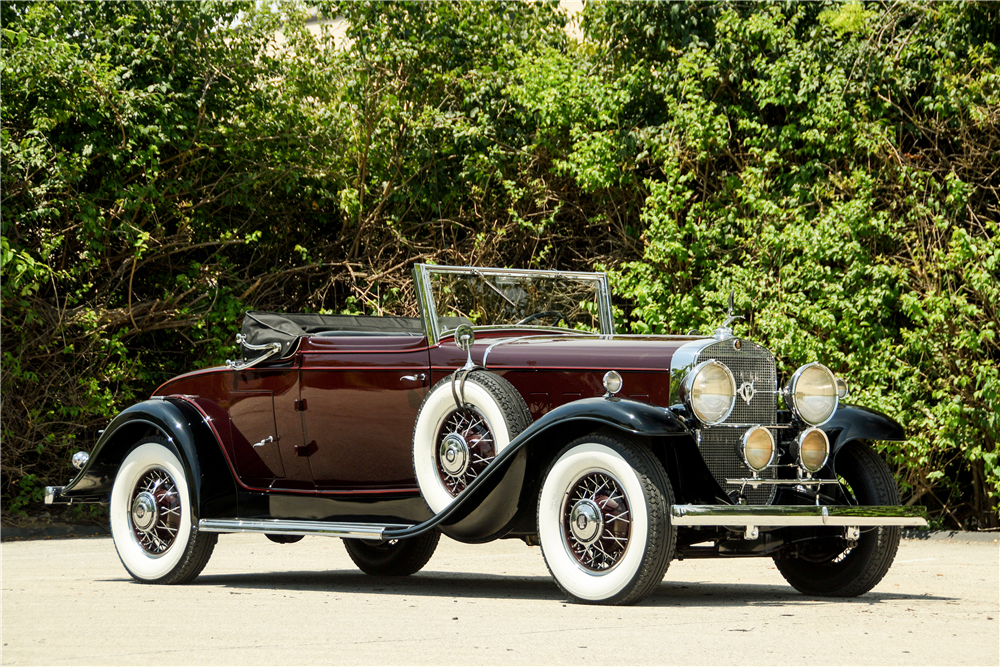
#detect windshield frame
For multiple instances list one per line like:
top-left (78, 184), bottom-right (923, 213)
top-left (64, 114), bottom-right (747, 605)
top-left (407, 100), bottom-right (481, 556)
top-left (413, 264), bottom-right (615, 345)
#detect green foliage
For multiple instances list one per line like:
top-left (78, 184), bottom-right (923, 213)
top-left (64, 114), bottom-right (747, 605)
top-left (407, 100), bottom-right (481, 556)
top-left (2, 0), bottom-right (997, 528)
top-left (587, 1), bottom-right (1000, 527)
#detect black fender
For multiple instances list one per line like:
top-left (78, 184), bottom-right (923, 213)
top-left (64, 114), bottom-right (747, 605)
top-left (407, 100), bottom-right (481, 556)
top-left (58, 398), bottom-right (237, 522)
top-left (822, 404), bottom-right (905, 460)
top-left (387, 396), bottom-right (695, 542)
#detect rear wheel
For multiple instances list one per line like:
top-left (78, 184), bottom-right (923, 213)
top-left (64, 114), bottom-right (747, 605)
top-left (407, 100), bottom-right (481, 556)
top-left (537, 434), bottom-right (675, 605)
top-left (774, 441), bottom-right (902, 597)
top-left (109, 437), bottom-right (217, 584)
top-left (343, 531), bottom-right (440, 576)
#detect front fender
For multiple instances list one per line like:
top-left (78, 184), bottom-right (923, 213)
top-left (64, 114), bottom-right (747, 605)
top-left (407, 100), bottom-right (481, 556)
top-left (59, 398), bottom-right (237, 521)
top-left (822, 404), bottom-right (905, 457)
top-left (387, 397), bottom-right (691, 542)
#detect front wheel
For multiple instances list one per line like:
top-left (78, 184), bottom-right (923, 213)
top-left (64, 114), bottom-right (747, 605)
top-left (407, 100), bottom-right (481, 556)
top-left (774, 440), bottom-right (902, 597)
top-left (343, 531), bottom-right (440, 576)
top-left (109, 437), bottom-right (217, 584)
top-left (537, 434), bottom-right (675, 605)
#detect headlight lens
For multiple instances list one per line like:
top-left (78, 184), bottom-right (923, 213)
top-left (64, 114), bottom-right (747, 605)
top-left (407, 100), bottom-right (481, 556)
top-left (787, 362), bottom-right (839, 425)
top-left (741, 426), bottom-right (775, 472)
top-left (683, 360), bottom-right (736, 425)
top-left (796, 427), bottom-right (830, 472)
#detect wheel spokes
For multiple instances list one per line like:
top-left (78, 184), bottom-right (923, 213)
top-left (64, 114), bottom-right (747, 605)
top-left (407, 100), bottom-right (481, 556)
top-left (564, 472), bottom-right (632, 571)
top-left (437, 408), bottom-right (497, 496)
top-left (130, 468), bottom-right (182, 555)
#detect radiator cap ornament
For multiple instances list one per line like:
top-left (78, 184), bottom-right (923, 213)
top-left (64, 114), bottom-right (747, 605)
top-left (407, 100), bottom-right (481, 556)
top-left (713, 290), bottom-right (744, 341)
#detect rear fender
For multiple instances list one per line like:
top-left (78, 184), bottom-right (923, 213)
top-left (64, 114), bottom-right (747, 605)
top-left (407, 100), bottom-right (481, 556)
top-left (59, 398), bottom-right (237, 521)
top-left (388, 397), bottom-right (700, 542)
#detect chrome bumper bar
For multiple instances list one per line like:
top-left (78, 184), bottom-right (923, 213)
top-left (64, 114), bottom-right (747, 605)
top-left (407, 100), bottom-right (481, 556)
top-left (197, 518), bottom-right (413, 540)
top-left (672, 504), bottom-right (927, 528)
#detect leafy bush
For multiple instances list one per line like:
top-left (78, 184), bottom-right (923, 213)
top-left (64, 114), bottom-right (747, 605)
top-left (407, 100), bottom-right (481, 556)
top-left (2, 1), bottom-right (996, 527)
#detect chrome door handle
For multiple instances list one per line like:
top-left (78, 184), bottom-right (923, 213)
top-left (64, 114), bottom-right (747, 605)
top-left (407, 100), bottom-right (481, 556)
top-left (253, 436), bottom-right (276, 448)
top-left (400, 373), bottom-right (427, 383)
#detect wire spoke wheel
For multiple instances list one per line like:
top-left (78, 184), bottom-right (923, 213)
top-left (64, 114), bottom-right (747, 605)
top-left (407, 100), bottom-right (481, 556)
top-left (435, 407), bottom-right (496, 496)
top-left (537, 435), bottom-right (675, 605)
top-left (562, 472), bottom-right (632, 572)
top-left (129, 468), bottom-right (182, 556)
top-left (110, 437), bottom-right (216, 584)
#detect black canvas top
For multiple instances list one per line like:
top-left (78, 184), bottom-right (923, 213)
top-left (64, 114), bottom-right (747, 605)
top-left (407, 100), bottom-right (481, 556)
top-left (239, 311), bottom-right (424, 360)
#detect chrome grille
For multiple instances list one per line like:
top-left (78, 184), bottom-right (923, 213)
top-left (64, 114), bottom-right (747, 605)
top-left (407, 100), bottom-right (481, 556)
top-left (697, 339), bottom-right (778, 504)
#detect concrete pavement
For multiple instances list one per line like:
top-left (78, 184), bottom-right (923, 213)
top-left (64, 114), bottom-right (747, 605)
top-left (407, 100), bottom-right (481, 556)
top-left (2, 534), bottom-right (997, 665)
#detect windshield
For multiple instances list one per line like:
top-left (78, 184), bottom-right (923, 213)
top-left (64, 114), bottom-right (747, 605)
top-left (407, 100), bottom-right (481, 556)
top-left (414, 265), bottom-right (613, 344)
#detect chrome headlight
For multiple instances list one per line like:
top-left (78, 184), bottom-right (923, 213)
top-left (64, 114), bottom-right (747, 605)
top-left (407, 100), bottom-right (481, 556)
top-left (786, 362), bottom-right (839, 425)
top-left (682, 360), bottom-right (736, 425)
top-left (741, 426), bottom-right (776, 472)
top-left (794, 427), bottom-right (830, 472)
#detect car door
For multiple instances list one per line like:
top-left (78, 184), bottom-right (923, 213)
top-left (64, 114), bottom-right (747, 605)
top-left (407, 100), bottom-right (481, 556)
top-left (228, 358), bottom-right (312, 490)
top-left (297, 334), bottom-right (430, 490)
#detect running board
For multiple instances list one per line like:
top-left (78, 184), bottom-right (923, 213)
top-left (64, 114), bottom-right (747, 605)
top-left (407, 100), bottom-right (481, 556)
top-left (671, 504), bottom-right (927, 528)
top-left (197, 518), bottom-right (414, 540)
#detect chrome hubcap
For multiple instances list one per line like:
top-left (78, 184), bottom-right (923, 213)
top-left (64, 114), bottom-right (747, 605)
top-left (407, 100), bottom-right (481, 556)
top-left (439, 434), bottom-right (470, 477)
top-left (131, 492), bottom-right (158, 532)
top-left (562, 472), bottom-right (632, 572)
top-left (129, 469), bottom-right (181, 556)
top-left (569, 499), bottom-right (603, 546)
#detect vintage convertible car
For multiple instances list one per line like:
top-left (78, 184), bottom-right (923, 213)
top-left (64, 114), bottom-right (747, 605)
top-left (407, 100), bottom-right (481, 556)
top-left (46, 264), bottom-right (926, 604)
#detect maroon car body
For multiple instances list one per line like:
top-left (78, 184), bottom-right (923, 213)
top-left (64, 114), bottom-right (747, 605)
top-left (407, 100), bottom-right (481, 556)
top-left (46, 264), bottom-right (926, 604)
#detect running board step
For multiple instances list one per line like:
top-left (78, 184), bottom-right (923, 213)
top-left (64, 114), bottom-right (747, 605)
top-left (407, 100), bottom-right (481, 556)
top-left (671, 504), bottom-right (927, 527)
top-left (197, 518), bottom-right (414, 540)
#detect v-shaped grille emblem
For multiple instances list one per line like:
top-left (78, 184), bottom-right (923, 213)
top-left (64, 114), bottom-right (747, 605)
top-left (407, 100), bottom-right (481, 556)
top-left (737, 374), bottom-right (757, 405)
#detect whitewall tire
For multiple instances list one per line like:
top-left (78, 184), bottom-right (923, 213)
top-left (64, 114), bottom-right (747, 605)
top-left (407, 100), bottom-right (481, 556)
top-left (537, 435), bottom-right (675, 605)
top-left (109, 437), bottom-right (216, 584)
top-left (413, 371), bottom-right (530, 513)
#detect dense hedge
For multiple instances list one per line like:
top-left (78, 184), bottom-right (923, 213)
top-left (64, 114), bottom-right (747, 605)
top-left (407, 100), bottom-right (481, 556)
top-left (2, 1), bottom-right (996, 527)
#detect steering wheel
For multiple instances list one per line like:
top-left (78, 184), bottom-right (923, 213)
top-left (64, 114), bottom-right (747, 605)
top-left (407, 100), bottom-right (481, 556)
top-left (515, 310), bottom-right (567, 327)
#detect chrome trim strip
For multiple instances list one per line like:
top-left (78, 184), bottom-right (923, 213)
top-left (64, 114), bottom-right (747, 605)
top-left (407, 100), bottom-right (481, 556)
top-left (724, 478), bottom-right (840, 487)
top-left (709, 423), bottom-right (792, 429)
top-left (671, 504), bottom-right (927, 527)
top-left (197, 518), bottom-right (413, 540)
top-left (481, 337), bottom-right (517, 368)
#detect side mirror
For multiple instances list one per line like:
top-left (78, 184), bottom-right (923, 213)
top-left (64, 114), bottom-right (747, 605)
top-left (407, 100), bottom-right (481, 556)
top-left (455, 324), bottom-right (475, 369)
top-left (455, 324), bottom-right (475, 352)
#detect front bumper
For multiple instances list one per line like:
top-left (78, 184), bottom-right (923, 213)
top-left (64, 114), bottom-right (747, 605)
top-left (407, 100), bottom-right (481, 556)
top-left (672, 504), bottom-right (926, 536)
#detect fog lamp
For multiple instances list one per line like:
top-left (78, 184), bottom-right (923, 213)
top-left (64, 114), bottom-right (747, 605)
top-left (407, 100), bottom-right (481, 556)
top-left (741, 426), bottom-right (775, 472)
top-left (796, 427), bottom-right (830, 473)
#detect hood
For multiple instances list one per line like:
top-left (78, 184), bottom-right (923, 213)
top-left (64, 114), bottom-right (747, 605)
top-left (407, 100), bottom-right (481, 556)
top-left (480, 334), bottom-right (708, 372)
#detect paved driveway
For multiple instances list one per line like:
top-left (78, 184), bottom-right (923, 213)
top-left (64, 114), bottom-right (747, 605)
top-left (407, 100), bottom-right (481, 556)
top-left (2, 533), bottom-right (997, 665)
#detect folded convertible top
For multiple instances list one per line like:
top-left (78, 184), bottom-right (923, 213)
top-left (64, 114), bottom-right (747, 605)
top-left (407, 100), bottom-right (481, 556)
top-left (239, 311), bottom-right (424, 360)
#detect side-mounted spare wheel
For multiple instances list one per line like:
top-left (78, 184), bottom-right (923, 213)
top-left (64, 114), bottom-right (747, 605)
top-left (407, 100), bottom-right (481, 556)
top-left (412, 370), bottom-right (531, 512)
top-left (109, 436), bottom-right (217, 584)
top-left (537, 434), bottom-right (676, 605)
top-left (773, 440), bottom-right (902, 597)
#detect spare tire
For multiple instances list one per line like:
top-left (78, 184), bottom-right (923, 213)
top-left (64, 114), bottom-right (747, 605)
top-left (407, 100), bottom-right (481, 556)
top-left (412, 370), bottom-right (531, 513)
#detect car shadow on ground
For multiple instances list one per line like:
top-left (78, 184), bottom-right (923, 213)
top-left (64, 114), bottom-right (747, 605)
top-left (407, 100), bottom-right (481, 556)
top-left (173, 569), bottom-right (955, 606)
top-left (650, 581), bottom-right (955, 607)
